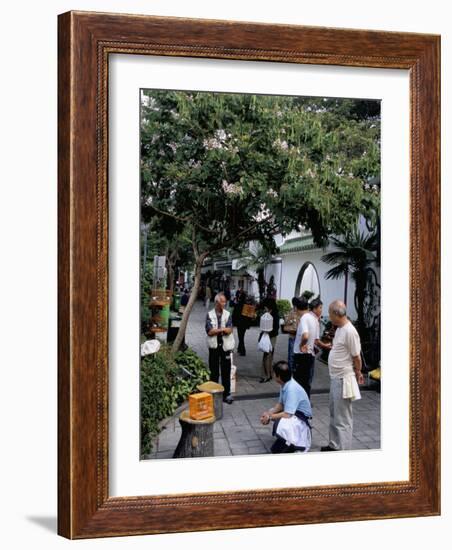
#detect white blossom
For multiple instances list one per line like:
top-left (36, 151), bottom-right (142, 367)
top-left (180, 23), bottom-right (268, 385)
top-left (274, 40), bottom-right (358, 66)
top-left (203, 137), bottom-right (223, 150)
top-left (203, 129), bottom-right (234, 150)
top-left (273, 138), bottom-right (289, 151)
top-left (222, 180), bottom-right (243, 195)
top-left (253, 204), bottom-right (272, 221)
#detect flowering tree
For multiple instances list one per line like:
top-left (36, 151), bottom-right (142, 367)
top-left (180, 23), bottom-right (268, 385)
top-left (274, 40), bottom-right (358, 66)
top-left (140, 91), bottom-right (380, 351)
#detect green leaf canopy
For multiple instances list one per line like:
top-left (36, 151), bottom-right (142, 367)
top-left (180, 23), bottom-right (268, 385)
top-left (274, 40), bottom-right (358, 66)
top-left (141, 91), bottom-right (380, 254)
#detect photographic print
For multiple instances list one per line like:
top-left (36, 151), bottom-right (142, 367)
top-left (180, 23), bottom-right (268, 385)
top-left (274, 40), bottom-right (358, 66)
top-left (139, 89), bottom-right (381, 460)
top-left (58, 11), bottom-right (440, 537)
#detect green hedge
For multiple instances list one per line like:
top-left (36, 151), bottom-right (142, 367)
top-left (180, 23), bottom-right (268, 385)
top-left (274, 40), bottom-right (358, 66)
top-left (276, 299), bottom-right (292, 318)
top-left (140, 345), bottom-right (209, 456)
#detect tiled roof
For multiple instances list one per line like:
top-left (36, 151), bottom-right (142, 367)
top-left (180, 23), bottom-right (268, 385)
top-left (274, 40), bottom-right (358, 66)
top-left (278, 235), bottom-right (317, 254)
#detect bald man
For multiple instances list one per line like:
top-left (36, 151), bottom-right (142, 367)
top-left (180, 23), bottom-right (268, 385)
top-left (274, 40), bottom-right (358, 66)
top-left (321, 300), bottom-right (364, 452)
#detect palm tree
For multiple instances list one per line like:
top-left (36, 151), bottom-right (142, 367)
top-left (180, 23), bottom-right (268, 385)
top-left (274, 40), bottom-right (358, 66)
top-left (234, 242), bottom-right (275, 301)
top-left (321, 229), bottom-right (378, 334)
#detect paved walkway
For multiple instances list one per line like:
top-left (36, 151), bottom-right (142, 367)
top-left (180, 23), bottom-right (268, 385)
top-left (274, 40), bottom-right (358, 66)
top-left (145, 390), bottom-right (380, 459)
top-left (144, 301), bottom-right (380, 460)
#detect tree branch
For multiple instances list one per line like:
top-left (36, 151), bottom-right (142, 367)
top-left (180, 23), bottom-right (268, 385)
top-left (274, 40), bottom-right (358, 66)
top-left (143, 203), bottom-right (217, 235)
top-left (142, 203), bottom-right (189, 225)
top-left (208, 220), bottom-right (280, 256)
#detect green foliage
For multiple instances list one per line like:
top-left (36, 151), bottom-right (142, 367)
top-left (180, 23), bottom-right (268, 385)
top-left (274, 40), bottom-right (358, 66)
top-left (276, 299), bottom-right (292, 317)
top-left (140, 345), bottom-right (210, 456)
top-left (322, 229), bottom-right (378, 280)
top-left (321, 228), bottom-right (379, 335)
top-left (141, 223), bottom-right (194, 295)
top-left (140, 90), bottom-right (381, 351)
top-left (234, 242), bottom-right (274, 273)
top-left (141, 261), bottom-right (153, 325)
top-left (141, 90), bottom-right (380, 253)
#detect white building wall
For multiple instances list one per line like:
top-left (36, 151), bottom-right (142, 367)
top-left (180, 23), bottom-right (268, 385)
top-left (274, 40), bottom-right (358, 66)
top-left (279, 248), bottom-right (358, 320)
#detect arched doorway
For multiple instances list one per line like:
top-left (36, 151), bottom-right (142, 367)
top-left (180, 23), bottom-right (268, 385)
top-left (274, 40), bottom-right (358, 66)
top-left (294, 262), bottom-right (321, 299)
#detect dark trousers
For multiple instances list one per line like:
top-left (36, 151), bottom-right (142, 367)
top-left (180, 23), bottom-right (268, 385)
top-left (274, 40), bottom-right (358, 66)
top-left (271, 413), bottom-right (310, 453)
top-left (271, 438), bottom-right (297, 454)
top-left (209, 346), bottom-right (231, 397)
top-left (237, 325), bottom-right (247, 354)
top-left (287, 336), bottom-right (295, 372)
top-left (293, 354), bottom-right (315, 398)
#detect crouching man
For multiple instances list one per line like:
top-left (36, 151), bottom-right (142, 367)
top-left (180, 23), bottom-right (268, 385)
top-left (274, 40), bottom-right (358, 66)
top-left (260, 361), bottom-right (312, 453)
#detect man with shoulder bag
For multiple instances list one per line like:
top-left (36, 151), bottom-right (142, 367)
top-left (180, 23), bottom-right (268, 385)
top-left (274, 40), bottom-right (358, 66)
top-left (206, 292), bottom-right (235, 404)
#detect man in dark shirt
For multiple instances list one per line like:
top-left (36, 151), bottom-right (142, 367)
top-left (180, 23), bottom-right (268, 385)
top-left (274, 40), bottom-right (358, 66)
top-left (180, 289), bottom-right (190, 307)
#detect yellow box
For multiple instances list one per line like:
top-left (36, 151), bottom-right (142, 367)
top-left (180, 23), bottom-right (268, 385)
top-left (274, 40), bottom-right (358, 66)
top-left (188, 392), bottom-right (214, 420)
top-left (241, 304), bottom-right (256, 318)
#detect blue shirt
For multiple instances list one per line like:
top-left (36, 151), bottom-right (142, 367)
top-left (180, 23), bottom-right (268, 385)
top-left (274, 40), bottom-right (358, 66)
top-left (279, 378), bottom-right (312, 418)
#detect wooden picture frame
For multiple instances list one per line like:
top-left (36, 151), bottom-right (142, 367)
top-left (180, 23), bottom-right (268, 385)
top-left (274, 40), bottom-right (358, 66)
top-left (58, 11), bottom-right (440, 539)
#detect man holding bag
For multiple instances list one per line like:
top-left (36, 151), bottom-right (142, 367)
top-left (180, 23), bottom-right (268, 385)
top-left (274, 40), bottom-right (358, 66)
top-left (206, 292), bottom-right (235, 404)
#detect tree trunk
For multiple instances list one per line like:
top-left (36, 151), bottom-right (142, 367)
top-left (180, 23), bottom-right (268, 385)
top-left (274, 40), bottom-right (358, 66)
top-left (171, 255), bottom-right (205, 353)
top-left (167, 260), bottom-right (175, 293)
top-left (173, 411), bottom-right (215, 458)
top-left (355, 275), bottom-right (366, 337)
top-left (166, 248), bottom-right (178, 293)
top-left (142, 225), bottom-right (149, 272)
top-left (344, 270), bottom-right (348, 305)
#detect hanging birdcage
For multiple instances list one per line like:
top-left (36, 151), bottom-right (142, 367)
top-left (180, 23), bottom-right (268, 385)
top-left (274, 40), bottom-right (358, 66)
top-left (259, 312), bottom-right (273, 332)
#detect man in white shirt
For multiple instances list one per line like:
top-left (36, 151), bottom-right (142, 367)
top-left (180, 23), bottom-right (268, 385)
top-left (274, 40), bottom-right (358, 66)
top-left (321, 300), bottom-right (364, 451)
top-left (293, 297), bottom-right (330, 398)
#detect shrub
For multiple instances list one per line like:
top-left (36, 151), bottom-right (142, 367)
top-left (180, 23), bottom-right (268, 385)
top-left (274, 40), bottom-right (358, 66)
top-left (140, 344), bottom-right (209, 456)
top-left (276, 299), bottom-right (292, 318)
top-left (140, 263), bottom-right (153, 326)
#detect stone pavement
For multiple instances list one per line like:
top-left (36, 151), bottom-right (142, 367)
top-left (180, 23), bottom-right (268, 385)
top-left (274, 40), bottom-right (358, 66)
top-left (184, 300), bottom-right (331, 396)
top-left (145, 389), bottom-right (380, 459)
top-left (144, 300), bottom-right (380, 460)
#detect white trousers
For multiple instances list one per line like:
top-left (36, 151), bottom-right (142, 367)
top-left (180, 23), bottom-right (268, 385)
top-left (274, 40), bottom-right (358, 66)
top-left (328, 378), bottom-right (353, 450)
